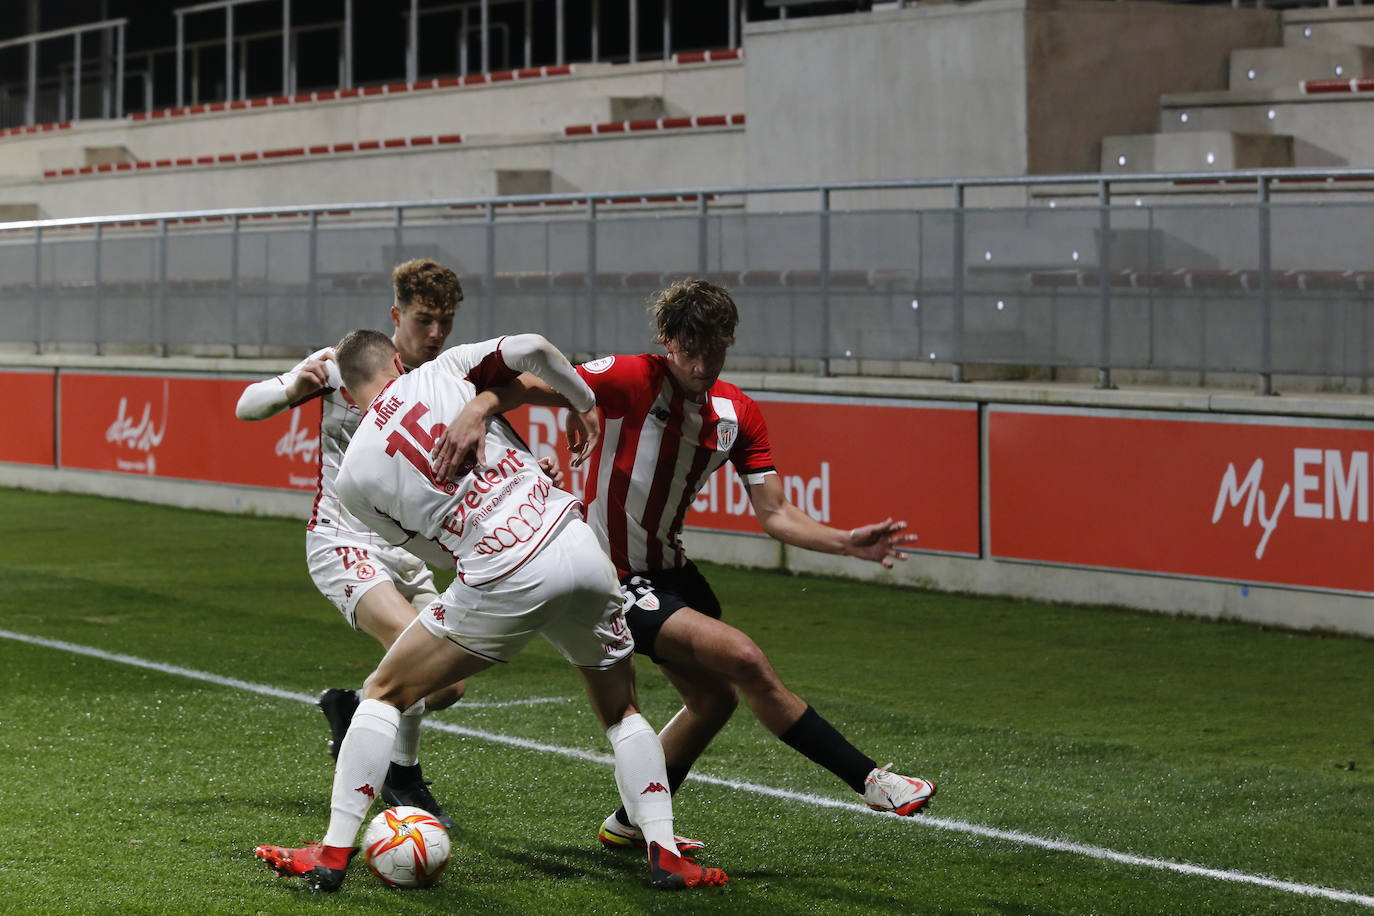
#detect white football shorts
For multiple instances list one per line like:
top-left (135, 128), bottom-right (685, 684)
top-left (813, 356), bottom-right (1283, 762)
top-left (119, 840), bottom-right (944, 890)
top-left (418, 517), bottom-right (633, 668)
top-left (306, 527), bottom-right (439, 628)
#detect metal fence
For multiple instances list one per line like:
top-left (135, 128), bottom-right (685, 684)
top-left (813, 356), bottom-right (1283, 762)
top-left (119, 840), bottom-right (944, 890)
top-left (4, 169), bottom-right (1374, 391)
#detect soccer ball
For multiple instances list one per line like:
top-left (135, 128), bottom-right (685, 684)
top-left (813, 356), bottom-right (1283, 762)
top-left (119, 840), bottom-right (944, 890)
top-left (362, 806), bottom-right (451, 888)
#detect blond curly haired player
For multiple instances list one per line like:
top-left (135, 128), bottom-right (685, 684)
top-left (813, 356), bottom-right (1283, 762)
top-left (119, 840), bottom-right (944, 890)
top-left (236, 259), bottom-right (465, 828)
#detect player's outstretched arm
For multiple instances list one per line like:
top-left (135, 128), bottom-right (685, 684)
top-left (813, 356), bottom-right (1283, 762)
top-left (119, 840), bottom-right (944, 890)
top-left (486, 335), bottom-right (599, 466)
top-left (430, 373), bottom-right (577, 479)
top-left (748, 475), bottom-right (917, 568)
top-left (235, 351), bottom-right (333, 421)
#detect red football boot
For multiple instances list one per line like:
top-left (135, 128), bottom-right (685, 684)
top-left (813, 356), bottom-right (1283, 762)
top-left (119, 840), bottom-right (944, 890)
top-left (646, 841), bottom-right (728, 890)
top-left (254, 842), bottom-right (358, 892)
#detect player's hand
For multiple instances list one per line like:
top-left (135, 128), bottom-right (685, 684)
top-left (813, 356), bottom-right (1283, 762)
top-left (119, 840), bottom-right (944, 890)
top-left (846, 518), bottom-right (917, 568)
top-left (565, 407), bottom-right (601, 468)
top-left (538, 456), bottom-right (567, 489)
top-left (285, 352), bottom-right (332, 402)
top-left (431, 400), bottom-right (488, 480)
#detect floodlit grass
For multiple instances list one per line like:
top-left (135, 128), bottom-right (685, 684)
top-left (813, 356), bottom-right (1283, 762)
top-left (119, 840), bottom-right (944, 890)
top-left (1, 486), bottom-right (1371, 914)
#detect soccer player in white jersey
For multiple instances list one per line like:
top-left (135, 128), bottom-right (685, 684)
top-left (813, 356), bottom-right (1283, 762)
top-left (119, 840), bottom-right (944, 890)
top-left (253, 329), bottom-right (728, 893)
top-left (235, 259), bottom-right (465, 827)
top-left (437, 279), bottom-right (935, 853)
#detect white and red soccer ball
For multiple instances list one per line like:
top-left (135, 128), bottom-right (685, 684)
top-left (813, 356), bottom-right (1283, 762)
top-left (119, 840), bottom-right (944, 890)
top-left (362, 806), bottom-right (451, 888)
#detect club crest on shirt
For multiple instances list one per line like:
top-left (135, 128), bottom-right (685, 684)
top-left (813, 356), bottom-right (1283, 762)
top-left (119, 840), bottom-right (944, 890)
top-left (716, 420), bottom-right (737, 451)
top-left (582, 356), bottom-right (615, 374)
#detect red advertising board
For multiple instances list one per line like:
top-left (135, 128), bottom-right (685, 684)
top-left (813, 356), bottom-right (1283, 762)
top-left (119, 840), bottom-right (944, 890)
top-left (2, 370), bottom-right (56, 467)
top-left (59, 372), bottom-right (321, 492)
top-left (990, 406), bottom-right (1374, 593)
top-left (506, 395), bottom-right (981, 556)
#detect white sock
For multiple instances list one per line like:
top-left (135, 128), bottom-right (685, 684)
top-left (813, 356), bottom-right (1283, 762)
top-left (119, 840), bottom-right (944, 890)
top-left (391, 698), bottom-right (426, 767)
top-left (606, 713), bottom-right (676, 856)
top-left (323, 699), bottom-right (400, 848)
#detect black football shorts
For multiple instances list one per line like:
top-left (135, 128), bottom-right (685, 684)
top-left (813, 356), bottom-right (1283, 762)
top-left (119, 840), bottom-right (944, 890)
top-left (619, 561), bottom-right (723, 663)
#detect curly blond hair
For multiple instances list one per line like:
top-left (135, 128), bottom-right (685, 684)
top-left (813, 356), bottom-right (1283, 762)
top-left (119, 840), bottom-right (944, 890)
top-left (392, 259), bottom-right (463, 312)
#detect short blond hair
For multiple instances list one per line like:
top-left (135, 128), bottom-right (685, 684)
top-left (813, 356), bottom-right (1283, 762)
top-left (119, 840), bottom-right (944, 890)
top-left (392, 258), bottom-right (463, 312)
top-left (335, 328), bottom-right (398, 392)
top-left (649, 278), bottom-right (738, 355)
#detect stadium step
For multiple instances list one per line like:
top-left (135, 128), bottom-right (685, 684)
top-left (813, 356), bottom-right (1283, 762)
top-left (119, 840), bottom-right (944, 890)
top-left (1230, 43), bottom-right (1374, 91)
top-left (1100, 130), bottom-right (1293, 173)
top-left (1283, 7), bottom-right (1374, 52)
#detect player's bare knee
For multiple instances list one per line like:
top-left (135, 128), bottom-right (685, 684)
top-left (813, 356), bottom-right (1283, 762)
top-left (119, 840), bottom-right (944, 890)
top-left (425, 681), bottom-right (465, 711)
top-left (363, 671), bottom-right (423, 710)
top-left (724, 640), bottom-right (778, 691)
top-left (367, 683), bottom-right (423, 710)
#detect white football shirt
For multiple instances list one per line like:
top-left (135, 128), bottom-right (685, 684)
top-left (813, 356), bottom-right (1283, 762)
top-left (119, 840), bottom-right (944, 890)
top-left (258, 346), bottom-right (373, 538)
top-left (338, 336), bottom-right (591, 587)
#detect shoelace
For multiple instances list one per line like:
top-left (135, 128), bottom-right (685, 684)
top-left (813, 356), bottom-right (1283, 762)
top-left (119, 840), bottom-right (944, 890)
top-left (867, 763), bottom-right (898, 802)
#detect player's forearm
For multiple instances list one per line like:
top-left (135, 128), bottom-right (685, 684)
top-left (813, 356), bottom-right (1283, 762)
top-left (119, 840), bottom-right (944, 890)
top-left (759, 504), bottom-right (851, 556)
top-left (481, 374), bottom-right (568, 415)
top-left (466, 388), bottom-right (508, 421)
top-left (235, 375), bottom-right (294, 421)
top-left (499, 334), bottom-right (595, 414)
top-left (513, 373), bottom-right (572, 408)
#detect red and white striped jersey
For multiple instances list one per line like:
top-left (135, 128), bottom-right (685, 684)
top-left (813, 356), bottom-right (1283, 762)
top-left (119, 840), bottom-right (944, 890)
top-left (575, 353), bottom-right (776, 576)
top-left (338, 336), bottom-right (587, 587)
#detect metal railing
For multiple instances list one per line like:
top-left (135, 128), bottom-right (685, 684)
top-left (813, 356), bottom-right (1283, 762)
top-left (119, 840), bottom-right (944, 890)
top-left (0, 1), bottom-right (745, 127)
top-left (3, 167), bottom-right (1374, 393)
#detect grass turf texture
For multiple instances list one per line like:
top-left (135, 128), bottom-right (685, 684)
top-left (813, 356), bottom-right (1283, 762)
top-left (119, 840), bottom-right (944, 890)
top-left (0, 486), bottom-right (1371, 914)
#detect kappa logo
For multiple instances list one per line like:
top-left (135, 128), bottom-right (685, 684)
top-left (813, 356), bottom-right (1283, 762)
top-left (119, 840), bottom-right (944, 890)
top-left (354, 562), bottom-right (376, 581)
top-left (431, 605), bottom-right (446, 623)
top-left (581, 356), bottom-right (615, 374)
top-left (640, 782), bottom-right (668, 795)
top-left (356, 783), bottom-right (377, 800)
top-left (344, 584), bottom-right (355, 599)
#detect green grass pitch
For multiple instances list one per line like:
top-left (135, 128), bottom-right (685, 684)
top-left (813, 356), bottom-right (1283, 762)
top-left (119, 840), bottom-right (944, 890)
top-left (0, 486), bottom-right (1371, 914)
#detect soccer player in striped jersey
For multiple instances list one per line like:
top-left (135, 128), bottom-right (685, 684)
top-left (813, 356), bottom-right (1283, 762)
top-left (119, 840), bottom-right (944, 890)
top-left (436, 278), bottom-right (936, 852)
top-left (235, 259), bottom-right (466, 828)
top-left (254, 329), bottom-right (728, 892)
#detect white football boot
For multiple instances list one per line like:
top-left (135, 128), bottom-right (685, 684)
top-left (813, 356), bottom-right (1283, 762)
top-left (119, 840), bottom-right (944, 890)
top-left (863, 764), bottom-right (936, 816)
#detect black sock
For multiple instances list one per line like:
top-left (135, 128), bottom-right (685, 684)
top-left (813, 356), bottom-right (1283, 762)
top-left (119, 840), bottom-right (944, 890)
top-left (387, 762), bottom-right (421, 788)
top-left (614, 763), bottom-right (693, 828)
top-left (778, 706), bottom-right (877, 794)
top-left (665, 763), bottom-right (691, 795)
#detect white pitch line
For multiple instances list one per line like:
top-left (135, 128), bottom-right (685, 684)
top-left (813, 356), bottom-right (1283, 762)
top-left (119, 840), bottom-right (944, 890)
top-left (4, 627), bottom-right (1372, 909)
top-left (0, 628), bottom-right (568, 709)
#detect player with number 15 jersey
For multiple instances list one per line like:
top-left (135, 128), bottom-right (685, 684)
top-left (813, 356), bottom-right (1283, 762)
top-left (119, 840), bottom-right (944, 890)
top-left (338, 335), bottom-right (586, 591)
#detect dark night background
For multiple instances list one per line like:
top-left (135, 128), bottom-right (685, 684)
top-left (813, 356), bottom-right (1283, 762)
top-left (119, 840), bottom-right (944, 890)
top-left (0, 1), bottom-right (871, 112)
